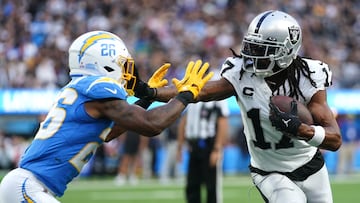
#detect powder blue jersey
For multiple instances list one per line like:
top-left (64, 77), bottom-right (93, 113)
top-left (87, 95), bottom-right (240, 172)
top-left (20, 76), bottom-right (127, 197)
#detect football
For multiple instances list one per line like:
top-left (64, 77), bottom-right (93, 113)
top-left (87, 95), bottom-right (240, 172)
top-left (270, 95), bottom-right (314, 125)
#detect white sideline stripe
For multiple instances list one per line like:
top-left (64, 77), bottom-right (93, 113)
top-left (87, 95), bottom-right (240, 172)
top-left (89, 189), bottom-right (243, 200)
top-left (90, 190), bottom-right (182, 200)
top-left (68, 179), bottom-right (253, 191)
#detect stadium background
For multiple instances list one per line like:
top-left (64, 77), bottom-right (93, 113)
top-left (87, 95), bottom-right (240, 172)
top-left (0, 0), bottom-right (359, 193)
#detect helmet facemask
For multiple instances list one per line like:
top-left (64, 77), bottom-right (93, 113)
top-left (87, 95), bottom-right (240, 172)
top-left (117, 56), bottom-right (137, 96)
top-left (241, 35), bottom-right (281, 76)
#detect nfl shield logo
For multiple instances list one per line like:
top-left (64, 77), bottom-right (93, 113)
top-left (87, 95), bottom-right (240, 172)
top-left (288, 26), bottom-right (300, 44)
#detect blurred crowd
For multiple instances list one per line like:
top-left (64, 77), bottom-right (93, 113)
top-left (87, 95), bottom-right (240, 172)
top-left (0, 0), bottom-right (360, 89)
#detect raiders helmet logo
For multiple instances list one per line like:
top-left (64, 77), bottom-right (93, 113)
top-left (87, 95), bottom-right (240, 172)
top-left (288, 26), bottom-right (300, 44)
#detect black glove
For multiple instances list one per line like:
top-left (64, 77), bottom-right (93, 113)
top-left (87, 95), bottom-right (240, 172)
top-left (133, 80), bottom-right (156, 100)
top-left (132, 65), bottom-right (156, 100)
top-left (269, 100), bottom-right (301, 136)
top-left (175, 91), bottom-right (194, 106)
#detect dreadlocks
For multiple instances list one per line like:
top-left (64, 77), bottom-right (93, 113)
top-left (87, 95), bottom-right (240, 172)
top-left (280, 56), bottom-right (317, 101)
top-left (231, 48), bottom-right (318, 102)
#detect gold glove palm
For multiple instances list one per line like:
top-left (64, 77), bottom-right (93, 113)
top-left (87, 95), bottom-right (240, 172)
top-left (148, 63), bottom-right (170, 88)
top-left (172, 60), bottom-right (214, 99)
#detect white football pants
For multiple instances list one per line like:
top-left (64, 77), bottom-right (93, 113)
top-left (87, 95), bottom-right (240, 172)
top-left (251, 165), bottom-right (333, 203)
top-left (0, 168), bottom-right (60, 203)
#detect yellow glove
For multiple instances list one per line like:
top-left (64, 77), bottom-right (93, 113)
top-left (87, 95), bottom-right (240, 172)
top-left (148, 63), bottom-right (170, 88)
top-left (172, 60), bottom-right (214, 99)
top-left (172, 61), bottom-right (193, 90)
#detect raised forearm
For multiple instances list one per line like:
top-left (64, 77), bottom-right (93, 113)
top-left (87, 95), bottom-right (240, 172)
top-left (198, 79), bottom-right (235, 102)
top-left (154, 86), bottom-right (178, 102)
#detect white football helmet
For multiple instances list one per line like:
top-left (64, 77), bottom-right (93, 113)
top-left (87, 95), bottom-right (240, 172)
top-left (68, 30), bottom-right (136, 95)
top-left (240, 10), bottom-right (302, 76)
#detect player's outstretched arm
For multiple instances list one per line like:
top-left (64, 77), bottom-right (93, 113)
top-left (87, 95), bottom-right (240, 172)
top-left (154, 66), bottom-right (235, 102)
top-left (101, 60), bottom-right (213, 141)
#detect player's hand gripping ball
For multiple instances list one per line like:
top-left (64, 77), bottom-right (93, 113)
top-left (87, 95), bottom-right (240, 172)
top-left (269, 95), bottom-right (313, 138)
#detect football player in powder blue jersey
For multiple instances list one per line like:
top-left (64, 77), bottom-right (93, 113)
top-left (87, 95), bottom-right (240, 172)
top-left (0, 30), bottom-right (213, 203)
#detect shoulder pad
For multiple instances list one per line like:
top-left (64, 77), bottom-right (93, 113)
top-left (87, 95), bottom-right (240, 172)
top-left (304, 59), bottom-right (332, 88)
top-left (220, 57), bottom-right (243, 75)
top-left (76, 76), bottom-right (127, 100)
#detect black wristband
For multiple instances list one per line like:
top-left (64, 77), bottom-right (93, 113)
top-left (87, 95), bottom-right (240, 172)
top-left (134, 80), bottom-right (156, 100)
top-left (175, 91), bottom-right (194, 106)
top-left (141, 87), bottom-right (155, 100)
top-left (144, 87), bottom-right (156, 100)
top-left (152, 88), bottom-right (157, 99)
top-left (134, 99), bottom-right (152, 109)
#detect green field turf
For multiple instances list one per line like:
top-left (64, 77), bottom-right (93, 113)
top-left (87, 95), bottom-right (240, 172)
top-left (56, 174), bottom-right (360, 203)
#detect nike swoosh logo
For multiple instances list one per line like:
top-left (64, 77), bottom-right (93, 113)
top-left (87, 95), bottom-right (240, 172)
top-left (104, 87), bottom-right (117, 94)
top-left (282, 119), bottom-right (291, 127)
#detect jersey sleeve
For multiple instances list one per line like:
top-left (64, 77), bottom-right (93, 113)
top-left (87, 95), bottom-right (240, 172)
top-left (78, 76), bottom-right (128, 100)
top-left (306, 59), bottom-right (333, 90)
top-left (220, 56), bottom-right (243, 84)
top-left (300, 59), bottom-right (333, 103)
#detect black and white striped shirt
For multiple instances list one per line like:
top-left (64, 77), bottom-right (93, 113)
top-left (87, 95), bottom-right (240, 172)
top-left (185, 100), bottom-right (229, 139)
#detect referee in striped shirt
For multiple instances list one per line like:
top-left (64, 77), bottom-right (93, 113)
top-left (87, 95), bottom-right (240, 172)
top-left (177, 100), bottom-right (229, 203)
